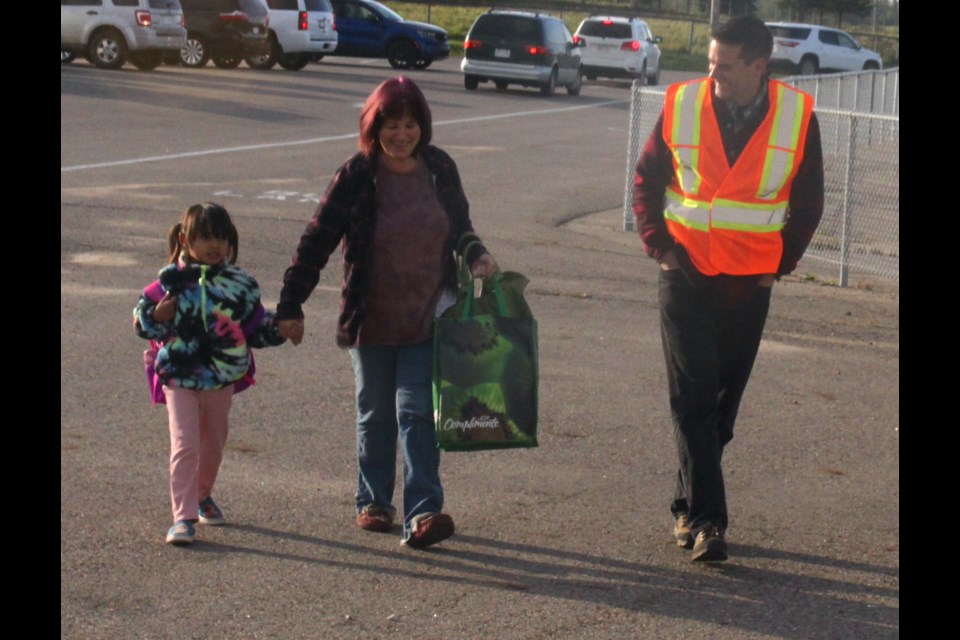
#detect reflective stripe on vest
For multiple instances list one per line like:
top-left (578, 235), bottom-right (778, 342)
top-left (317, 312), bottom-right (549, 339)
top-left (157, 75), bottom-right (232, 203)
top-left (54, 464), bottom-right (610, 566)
top-left (668, 80), bottom-right (709, 196)
top-left (664, 193), bottom-right (788, 233)
top-left (756, 83), bottom-right (806, 201)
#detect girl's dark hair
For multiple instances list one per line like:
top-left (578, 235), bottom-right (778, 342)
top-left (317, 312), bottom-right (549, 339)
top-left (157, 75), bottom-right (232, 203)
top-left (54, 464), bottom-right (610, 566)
top-left (167, 202), bottom-right (238, 264)
top-left (358, 76), bottom-right (432, 158)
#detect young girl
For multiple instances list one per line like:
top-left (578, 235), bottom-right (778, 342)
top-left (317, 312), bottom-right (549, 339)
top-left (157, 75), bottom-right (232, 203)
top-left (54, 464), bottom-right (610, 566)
top-left (134, 203), bottom-right (284, 545)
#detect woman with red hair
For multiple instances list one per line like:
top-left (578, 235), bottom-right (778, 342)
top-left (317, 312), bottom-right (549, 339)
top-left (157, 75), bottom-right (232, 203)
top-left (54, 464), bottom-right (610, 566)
top-left (276, 76), bottom-right (495, 549)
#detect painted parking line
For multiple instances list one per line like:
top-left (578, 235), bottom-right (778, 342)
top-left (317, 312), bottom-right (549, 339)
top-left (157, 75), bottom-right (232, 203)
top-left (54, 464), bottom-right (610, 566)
top-left (60, 99), bottom-right (627, 173)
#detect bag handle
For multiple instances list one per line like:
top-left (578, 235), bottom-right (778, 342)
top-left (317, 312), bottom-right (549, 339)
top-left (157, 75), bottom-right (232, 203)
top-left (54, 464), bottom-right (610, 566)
top-left (461, 273), bottom-right (508, 320)
top-left (457, 240), bottom-right (508, 318)
top-left (457, 240), bottom-right (481, 287)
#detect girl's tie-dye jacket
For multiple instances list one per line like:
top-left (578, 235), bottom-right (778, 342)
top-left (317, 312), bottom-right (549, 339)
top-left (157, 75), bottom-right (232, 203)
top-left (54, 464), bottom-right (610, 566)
top-left (134, 258), bottom-right (285, 395)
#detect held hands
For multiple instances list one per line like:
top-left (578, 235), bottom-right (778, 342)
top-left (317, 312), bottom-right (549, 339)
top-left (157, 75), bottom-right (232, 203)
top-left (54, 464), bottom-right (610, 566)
top-left (278, 319), bottom-right (305, 346)
top-left (470, 253), bottom-right (497, 279)
top-left (153, 292), bottom-right (177, 323)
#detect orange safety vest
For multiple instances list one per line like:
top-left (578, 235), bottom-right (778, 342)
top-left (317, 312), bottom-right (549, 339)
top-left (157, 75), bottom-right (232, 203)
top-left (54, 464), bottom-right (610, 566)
top-left (661, 78), bottom-right (814, 275)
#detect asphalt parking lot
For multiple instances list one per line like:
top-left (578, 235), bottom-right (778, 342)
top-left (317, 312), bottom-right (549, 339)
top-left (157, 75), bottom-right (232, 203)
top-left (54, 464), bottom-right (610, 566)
top-left (61, 56), bottom-right (899, 639)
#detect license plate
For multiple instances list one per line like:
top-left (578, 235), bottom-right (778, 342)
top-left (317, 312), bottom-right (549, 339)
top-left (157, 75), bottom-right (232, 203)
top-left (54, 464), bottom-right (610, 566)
top-left (494, 48), bottom-right (510, 59)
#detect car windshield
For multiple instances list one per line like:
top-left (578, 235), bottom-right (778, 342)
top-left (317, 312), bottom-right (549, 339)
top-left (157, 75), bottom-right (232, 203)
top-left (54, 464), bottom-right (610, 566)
top-left (365, 0), bottom-right (402, 22)
top-left (305, 0), bottom-right (332, 10)
top-left (578, 21), bottom-right (631, 39)
top-left (768, 26), bottom-right (812, 39)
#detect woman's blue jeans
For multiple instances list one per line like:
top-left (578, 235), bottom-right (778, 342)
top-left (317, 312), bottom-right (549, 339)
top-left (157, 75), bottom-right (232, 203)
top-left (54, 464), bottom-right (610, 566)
top-left (350, 341), bottom-right (443, 537)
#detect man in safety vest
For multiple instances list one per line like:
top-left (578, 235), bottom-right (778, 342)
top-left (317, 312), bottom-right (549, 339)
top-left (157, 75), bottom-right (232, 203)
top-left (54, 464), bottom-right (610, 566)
top-left (633, 15), bottom-right (824, 562)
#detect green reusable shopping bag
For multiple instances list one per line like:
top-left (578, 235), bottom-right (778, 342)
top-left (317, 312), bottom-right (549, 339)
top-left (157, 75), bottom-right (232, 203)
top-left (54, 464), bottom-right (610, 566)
top-left (433, 267), bottom-right (539, 451)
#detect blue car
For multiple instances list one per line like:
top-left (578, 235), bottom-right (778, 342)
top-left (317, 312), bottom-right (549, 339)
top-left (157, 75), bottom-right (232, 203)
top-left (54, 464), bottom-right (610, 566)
top-left (329, 0), bottom-right (449, 69)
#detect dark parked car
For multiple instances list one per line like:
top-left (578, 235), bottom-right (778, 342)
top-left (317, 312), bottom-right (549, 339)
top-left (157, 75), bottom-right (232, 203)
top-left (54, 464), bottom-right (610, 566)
top-left (177, 0), bottom-right (270, 68)
top-left (328, 0), bottom-right (449, 69)
top-left (461, 10), bottom-right (583, 97)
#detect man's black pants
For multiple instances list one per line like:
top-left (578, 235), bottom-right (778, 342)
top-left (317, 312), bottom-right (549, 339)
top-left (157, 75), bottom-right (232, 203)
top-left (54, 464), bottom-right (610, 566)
top-left (659, 268), bottom-right (772, 535)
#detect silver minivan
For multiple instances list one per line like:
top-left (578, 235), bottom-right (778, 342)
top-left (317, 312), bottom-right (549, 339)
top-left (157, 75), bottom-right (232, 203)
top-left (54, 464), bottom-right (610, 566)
top-left (61, 0), bottom-right (186, 69)
top-left (461, 10), bottom-right (583, 97)
top-left (246, 0), bottom-right (338, 70)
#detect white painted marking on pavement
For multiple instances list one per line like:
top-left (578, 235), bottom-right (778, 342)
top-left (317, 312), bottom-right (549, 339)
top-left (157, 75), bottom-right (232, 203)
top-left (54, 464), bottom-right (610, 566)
top-left (60, 100), bottom-right (627, 173)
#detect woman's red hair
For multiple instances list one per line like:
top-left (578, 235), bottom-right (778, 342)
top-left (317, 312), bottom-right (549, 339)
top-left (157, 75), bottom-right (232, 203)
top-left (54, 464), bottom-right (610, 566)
top-left (358, 76), bottom-right (432, 158)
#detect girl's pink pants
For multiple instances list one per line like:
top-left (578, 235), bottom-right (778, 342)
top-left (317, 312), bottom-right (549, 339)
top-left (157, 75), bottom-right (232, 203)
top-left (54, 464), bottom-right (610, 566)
top-left (163, 385), bottom-right (233, 523)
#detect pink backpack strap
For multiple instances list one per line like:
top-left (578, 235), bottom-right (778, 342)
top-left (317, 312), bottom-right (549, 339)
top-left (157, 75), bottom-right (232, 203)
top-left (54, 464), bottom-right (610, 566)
top-left (142, 280), bottom-right (168, 404)
top-left (143, 280), bottom-right (165, 302)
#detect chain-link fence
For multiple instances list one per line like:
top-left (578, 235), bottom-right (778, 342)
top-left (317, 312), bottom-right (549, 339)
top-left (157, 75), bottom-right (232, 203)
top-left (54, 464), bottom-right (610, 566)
top-left (622, 69), bottom-right (900, 286)
top-left (787, 68), bottom-right (899, 116)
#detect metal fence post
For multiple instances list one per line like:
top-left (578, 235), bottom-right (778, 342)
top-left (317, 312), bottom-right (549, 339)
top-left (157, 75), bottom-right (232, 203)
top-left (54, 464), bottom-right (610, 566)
top-left (623, 81), bottom-right (642, 232)
top-left (839, 114), bottom-right (857, 287)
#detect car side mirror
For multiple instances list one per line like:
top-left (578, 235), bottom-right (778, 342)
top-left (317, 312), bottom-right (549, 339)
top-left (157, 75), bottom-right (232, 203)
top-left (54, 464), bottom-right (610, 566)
top-left (653, 36), bottom-right (662, 44)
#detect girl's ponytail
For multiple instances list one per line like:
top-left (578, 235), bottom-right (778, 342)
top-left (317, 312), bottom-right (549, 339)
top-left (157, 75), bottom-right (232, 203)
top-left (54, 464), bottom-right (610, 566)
top-left (167, 222), bottom-right (185, 264)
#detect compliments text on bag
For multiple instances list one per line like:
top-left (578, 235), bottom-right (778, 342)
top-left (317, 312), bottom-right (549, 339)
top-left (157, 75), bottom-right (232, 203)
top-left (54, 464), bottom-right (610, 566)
top-left (443, 416), bottom-right (502, 432)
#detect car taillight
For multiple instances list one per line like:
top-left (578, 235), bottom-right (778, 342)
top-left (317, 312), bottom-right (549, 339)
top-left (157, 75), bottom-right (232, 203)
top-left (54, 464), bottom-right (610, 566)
top-left (778, 39), bottom-right (801, 48)
top-left (602, 19), bottom-right (613, 25)
top-left (526, 45), bottom-right (547, 55)
top-left (464, 38), bottom-right (481, 50)
top-left (621, 40), bottom-right (641, 51)
top-left (180, 14), bottom-right (185, 27)
top-left (572, 35), bottom-right (581, 45)
top-left (135, 10), bottom-right (152, 27)
top-left (332, 17), bottom-right (337, 31)
top-left (298, 11), bottom-right (308, 31)
top-left (219, 11), bottom-right (250, 23)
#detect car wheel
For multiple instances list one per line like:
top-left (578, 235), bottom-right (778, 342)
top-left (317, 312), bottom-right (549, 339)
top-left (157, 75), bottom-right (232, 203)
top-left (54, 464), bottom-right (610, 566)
top-left (638, 61), bottom-right (648, 85)
top-left (863, 61), bottom-right (880, 71)
top-left (647, 65), bottom-right (660, 86)
top-left (586, 73), bottom-right (596, 81)
top-left (464, 75), bottom-right (479, 91)
top-left (799, 56), bottom-right (818, 76)
top-left (540, 68), bottom-right (557, 97)
top-left (278, 53), bottom-right (310, 71)
top-left (162, 50), bottom-right (181, 66)
top-left (61, 50), bottom-right (76, 64)
top-left (412, 58), bottom-right (432, 70)
top-left (213, 55), bottom-right (242, 69)
top-left (566, 67), bottom-right (582, 96)
top-left (180, 35), bottom-right (210, 68)
top-left (88, 29), bottom-right (128, 70)
top-left (494, 80), bottom-right (509, 90)
top-left (387, 40), bottom-right (417, 69)
top-left (130, 51), bottom-right (163, 70)
top-left (246, 37), bottom-right (279, 70)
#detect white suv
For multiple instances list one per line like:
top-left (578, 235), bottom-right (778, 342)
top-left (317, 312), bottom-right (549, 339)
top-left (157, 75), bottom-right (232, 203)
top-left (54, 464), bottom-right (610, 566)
top-left (767, 22), bottom-right (882, 75)
top-left (574, 15), bottom-right (661, 85)
top-left (61, 0), bottom-right (186, 70)
top-left (246, 0), bottom-right (338, 70)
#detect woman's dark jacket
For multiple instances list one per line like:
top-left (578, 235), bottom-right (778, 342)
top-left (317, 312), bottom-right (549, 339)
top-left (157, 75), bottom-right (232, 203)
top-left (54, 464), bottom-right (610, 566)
top-left (277, 145), bottom-right (486, 347)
